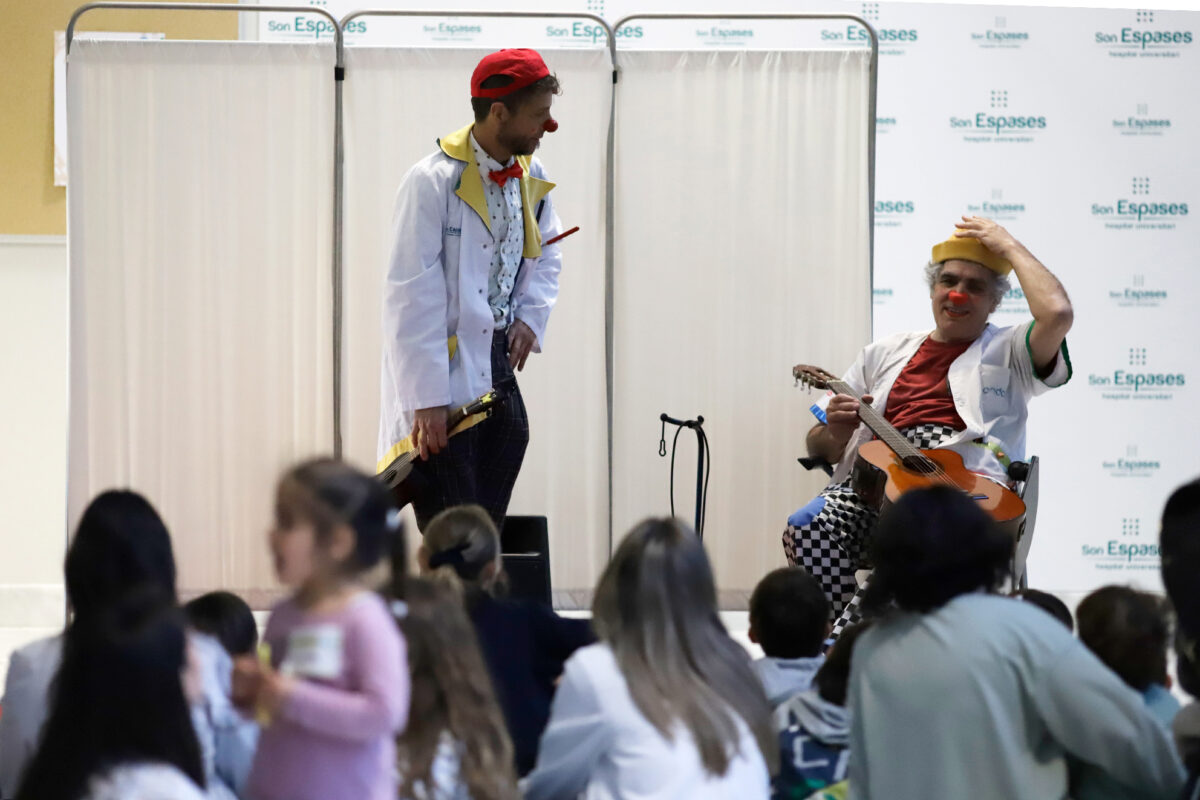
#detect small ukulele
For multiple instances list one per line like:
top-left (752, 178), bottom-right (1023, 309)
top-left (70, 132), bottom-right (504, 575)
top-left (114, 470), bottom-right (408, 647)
top-left (793, 364), bottom-right (1025, 537)
top-left (377, 390), bottom-right (504, 507)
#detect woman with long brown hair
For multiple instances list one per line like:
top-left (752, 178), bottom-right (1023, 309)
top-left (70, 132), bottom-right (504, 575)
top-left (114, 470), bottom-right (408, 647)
top-left (523, 518), bottom-right (776, 798)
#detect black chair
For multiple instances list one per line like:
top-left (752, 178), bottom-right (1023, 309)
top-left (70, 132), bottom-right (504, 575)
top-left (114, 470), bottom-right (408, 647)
top-left (1008, 456), bottom-right (1040, 590)
top-left (500, 515), bottom-right (552, 607)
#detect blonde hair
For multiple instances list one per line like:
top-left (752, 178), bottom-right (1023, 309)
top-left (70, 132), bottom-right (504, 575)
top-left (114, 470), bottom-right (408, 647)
top-left (593, 518), bottom-right (778, 776)
top-left (395, 577), bottom-right (517, 800)
top-left (423, 505), bottom-right (502, 588)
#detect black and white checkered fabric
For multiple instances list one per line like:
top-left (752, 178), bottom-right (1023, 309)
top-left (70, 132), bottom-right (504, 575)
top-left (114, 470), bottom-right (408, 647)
top-left (783, 424), bottom-right (960, 640)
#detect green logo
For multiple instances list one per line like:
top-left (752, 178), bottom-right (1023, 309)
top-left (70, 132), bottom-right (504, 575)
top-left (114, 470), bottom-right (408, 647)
top-left (950, 90), bottom-right (1046, 143)
top-left (1080, 518), bottom-right (1160, 572)
top-left (695, 23), bottom-right (755, 46)
top-left (1109, 274), bottom-right (1167, 308)
top-left (821, 3), bottom-right (917, 54)
top-left (1095, 11), bottom-right (1192, 59)
top-left (1112, 103), bottom-right (1172, 137)
top-left (546, 22), bottom-right (640, 44)
top-left (1091, 177), bottom-right (1188, 230)
top-left (970, 16), bottom-right (1030, 48)
top-left (872, 287), bottom-right (894, 305)
top-left (421, 20), bottom-right (483, 42)
top-left (875, 200), bottom-right (915, 228)
top-left (1087, 347), bottom-right (1185, 400)
top-left (1101, 445), bottom-right (1161, 478)
top-left (966, 190), bottom-right (1025, 221)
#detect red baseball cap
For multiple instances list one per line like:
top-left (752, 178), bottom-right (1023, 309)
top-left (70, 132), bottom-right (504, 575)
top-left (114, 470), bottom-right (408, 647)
top-left (470, 49), bottom-right (550, 99)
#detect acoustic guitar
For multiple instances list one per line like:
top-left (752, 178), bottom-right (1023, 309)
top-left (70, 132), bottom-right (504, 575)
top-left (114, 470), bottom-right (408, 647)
top-left (793, 364), bottom-right (1025, 538)
top-left (376, 389), bottom-right (504, 508)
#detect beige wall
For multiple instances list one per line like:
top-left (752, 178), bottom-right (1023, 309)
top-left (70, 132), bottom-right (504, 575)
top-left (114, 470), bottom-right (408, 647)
top-left (0, 1), bottom-right (237, 236)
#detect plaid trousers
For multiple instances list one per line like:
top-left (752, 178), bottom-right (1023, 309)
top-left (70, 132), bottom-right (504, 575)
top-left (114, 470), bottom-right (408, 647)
top-left (410, 329), bottom-right (529, 533)
top-left (782, 424), bottom-right (960, 639)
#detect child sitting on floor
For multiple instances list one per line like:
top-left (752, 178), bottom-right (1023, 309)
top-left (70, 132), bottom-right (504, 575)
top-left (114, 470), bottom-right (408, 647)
top-left (749, 567), bottom-right (831, 707)
top-left (772, 623), bottom-right (869, 800)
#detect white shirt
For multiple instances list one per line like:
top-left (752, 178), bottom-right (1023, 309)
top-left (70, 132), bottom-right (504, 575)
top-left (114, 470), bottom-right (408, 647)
top-left (830, 320), bottom-right (1071, 485)
top-left (848, 594), bottom-right (1185, 800)
top-left (83, 762), bottom-right (207, 800)
top-left (469, 132), bottom-right (524, 324)
top-left (522, 643), bottom-right (770, 800)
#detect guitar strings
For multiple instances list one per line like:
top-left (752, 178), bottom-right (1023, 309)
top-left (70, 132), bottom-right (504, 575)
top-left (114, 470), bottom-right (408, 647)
top-left (807, 373), bottom-right (966, 491)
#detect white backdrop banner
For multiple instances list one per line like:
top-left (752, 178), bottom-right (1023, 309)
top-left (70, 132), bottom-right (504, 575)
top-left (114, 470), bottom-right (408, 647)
top-left (341, 46), bottom-right (613, 600)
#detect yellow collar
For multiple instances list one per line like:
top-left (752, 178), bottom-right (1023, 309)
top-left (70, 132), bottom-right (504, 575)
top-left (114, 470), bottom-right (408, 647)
top-left (437, 124), bottom-right (556, 258)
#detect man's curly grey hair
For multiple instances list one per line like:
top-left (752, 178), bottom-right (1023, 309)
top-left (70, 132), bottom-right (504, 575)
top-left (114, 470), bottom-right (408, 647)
top-left (924, 260), bottom-right (1011, 308)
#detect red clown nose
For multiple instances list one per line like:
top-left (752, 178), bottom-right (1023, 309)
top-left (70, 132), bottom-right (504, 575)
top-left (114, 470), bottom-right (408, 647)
top-left (543, 118), bottom-right (558, 133)
top-left (948, 291), bottom-right (968, 304)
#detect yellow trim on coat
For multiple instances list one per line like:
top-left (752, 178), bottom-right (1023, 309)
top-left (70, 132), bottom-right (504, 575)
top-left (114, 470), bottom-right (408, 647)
top-left (437, 124), bottom-right (556, 257)
top-left (375, 410), bottom-right (491, 474)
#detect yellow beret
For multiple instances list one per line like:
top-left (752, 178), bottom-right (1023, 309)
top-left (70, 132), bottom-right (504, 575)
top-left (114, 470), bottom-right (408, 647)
top-left (931, 234), bottom-right (1012, 276)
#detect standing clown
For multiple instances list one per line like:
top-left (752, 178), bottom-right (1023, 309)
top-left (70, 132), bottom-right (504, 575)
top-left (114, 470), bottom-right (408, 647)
top-left (378, 49), bottom-right (564, 531)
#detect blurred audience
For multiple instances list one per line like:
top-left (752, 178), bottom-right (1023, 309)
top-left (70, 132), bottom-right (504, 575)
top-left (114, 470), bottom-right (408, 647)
top-left (847, 486), bottom-right (1184, 800)
top-left (771, 622), bottom-right (869, 800)
top-left (392, 577), bottom-right (518, 800)
top-left (419, 504), bottom-right (592, 776)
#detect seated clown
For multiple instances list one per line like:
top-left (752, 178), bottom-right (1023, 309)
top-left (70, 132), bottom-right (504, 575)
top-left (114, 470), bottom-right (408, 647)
top-left (783, 216), bottom-right (1074, 634)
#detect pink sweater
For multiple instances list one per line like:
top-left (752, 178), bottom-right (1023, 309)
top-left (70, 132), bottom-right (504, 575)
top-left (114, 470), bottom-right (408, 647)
top-left (246, 591), bottom-right (408, 800)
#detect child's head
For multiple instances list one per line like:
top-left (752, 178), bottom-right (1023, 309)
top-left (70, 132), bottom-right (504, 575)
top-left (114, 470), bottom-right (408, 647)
top-left (1011, 588), bottom-right (1074, 632)
top-left (395, 577), bottom-right (517, 800)
top-left (65, 490), bottom-right (177, 622)
top-left (272, 458), bottom-right (401, 589)
top-left (813, 621), bottom-right (871, 707)
top-left (420, 505), bottom-right (503, 591)
top-left (184, 590), bottom-right (258, 657)
top-left (1077, 585), bottom-right (1170, 692)
top-left (749, 567), bottom-right (830, 659)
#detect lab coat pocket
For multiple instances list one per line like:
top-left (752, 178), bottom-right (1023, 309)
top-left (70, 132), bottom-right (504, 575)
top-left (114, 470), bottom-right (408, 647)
top-left (978, 365), bottom-right (1014, 420)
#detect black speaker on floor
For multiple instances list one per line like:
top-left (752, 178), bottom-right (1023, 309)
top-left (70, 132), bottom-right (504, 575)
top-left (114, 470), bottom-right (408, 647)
top-left (500, 515), bottom-right (551, 607)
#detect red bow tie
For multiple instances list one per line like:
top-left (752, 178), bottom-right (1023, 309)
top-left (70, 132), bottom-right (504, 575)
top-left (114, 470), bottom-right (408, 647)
top-left (488, 162), bottom-right (523, 187)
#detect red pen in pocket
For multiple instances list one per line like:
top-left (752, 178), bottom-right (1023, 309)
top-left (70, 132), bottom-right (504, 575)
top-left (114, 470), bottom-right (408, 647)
top-left (543, 226), bottom-right (580, 246)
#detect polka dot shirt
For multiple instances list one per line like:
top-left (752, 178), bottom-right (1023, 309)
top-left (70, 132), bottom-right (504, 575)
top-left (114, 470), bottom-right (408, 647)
top-left (470, 131), bottom-right (524, 325)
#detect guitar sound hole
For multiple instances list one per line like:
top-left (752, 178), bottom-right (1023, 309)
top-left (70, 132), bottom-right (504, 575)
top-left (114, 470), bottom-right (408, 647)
top-left (901, 455), bottom-right (938, 474)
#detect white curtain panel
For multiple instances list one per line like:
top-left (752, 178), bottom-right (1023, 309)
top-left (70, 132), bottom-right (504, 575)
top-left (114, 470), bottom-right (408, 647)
top-left (67, 41), bottom-right (336, 600)
top-left (342, 47), bottom-right (612, 601)
top-left (612, 49), bottom-right (872, 602)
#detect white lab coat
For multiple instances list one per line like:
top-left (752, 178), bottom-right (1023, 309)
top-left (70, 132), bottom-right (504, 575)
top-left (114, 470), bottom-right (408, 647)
top-left (377, 124), bottom-right (563, 469)
top-left (522, 644), bottom-right (771, 800)
top-left (830, 320), bottom-right (1072, 485)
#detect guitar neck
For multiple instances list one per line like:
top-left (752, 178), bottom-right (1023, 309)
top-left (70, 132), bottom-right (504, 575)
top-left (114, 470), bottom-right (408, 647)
top-left (825, 378), bottom-right (922, 460)
top-left (394, 403), bottom-right (476, 470)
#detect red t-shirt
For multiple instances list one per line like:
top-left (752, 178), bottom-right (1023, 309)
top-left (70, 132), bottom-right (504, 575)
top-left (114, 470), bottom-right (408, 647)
top-left (884, 337), bottom-right (971, 431)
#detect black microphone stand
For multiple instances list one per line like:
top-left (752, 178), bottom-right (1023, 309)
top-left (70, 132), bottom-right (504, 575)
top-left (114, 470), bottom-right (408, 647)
top-left (658, 413), bottom-right (711, 539)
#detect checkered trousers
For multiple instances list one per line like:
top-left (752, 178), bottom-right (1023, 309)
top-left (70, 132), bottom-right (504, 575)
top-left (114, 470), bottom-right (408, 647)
top-left (410, 330), bottom-right (529, 533)
top-left (782, 424), bottom-right (959, 639)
